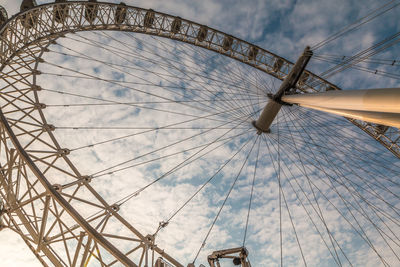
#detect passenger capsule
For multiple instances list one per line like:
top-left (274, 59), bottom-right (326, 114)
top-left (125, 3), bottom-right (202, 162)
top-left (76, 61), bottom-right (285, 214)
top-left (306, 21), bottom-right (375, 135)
top-left (53, 0), bottom-right (69, 24)
top-left (115, 2), bottom-right (127, 24)
top-left (222, 35), bottom-right (233, 51)
top-left (273, 58), bottom-right (284, 72)
top-left (85, 0), bottom-right (98, 23)
top-left (171, 16), bottom-right (182, 34)
top-left (375, 124), bottom-right (389, 134)
top-left (143, 9), bottom-right (155, 28)
top-left (20, 0), bottom-right (38, 28)
top-left (0, 6), bottom-right (8, 26)
top-left (197, 25), bottom-right (208, 42)
top-left (248, 46), bottom-right (258, 60)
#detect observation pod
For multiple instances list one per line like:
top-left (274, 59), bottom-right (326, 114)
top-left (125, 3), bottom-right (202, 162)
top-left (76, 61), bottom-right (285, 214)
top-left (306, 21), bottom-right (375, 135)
top-left (85, 0), bottom-right (98, 23)
top-left (171, 16), bottom-right (182, 33)
top-left (273, 58), bottom-right (284, 72)
top-left (144, 9), bottom-right (155, 28)
top-left (222, 35), bottom-right (233, 51)
top-left (0, 6), bottom-right (7, 26)
top-left (248, 46), bottom-right (258, 61)
top-left (197, 26), bottom-right (208, 42)
top-left (53, 0), bottom-right (69, 24)
top-left (115, 2), bottom-right (127, 24)
top-left (20, 0), bottom-right (37, 28)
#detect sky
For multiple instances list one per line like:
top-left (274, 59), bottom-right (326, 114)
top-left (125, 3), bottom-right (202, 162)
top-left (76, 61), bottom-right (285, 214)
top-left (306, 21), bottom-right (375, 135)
top-left (0, 0), bottom-right (399, 267)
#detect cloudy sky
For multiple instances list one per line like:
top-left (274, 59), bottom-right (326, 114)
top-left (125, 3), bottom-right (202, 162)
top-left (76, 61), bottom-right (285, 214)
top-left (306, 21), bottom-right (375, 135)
top-left (0, 0), bottom-right (399, 267)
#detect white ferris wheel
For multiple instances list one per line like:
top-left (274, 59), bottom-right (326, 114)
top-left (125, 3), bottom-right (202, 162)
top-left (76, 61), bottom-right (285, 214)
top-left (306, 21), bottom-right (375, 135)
top-left (0, 0), bottom-right (399, 266)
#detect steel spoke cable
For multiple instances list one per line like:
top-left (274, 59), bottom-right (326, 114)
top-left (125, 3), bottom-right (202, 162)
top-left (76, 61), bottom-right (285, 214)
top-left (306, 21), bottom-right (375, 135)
top-left (263, 133), bottom-right (349, 266)
top-left (192, 133), bottom-right (259, 264)
top-left (154, 131), bottom-right (258, 236)
top-left (263, 132), bottom-right (308, 266)
top-left (92, 108), bottom-right (258, 180)
top-left (281, 109), bottom-right (400, 183)
top-left (311, 0), bottom-right (400, 50)
top-left (116, 126), bottom-right (257, 208)
top-left (65, 100), bottom-right (260, 152)
top-left (294, 123), bottom-right (400, 260)
top-left (270, 124), bottom-right (398, 262)
top-left (279, 108), bottom-right (400, 216)
top-left (50, 33), bottom-right (268, 122)
top-left (287, 106), bottom-right (400, 175)
top-left (264, 134), bottom-right (391, 266)
top-left (78, 128), bottom-right (255, 237)
top-left (181, 46), bottom-right (269, 120)
top-left (91, 127), bottom-right (253, 181)
top-left (270, 114), bottom-right (392, 251)
top-left (313, 55), bottom-right (400, 80)
top-left (225, 55), bottom-right (261, 120)
top-left (279, 108), bottom-right (344, 265)
top-left (71, 106), bottom-right (260, 170)
top-left (41, 61), bottom-right (243, 119)
top-left (309, 32), bottom-right (400, 89)
top-left (40, 86), bottom-right (258, 126)
top-left (315, 31), bottom-right (400, 84)
top-left (243, 136), bottom-right (261, 247)
top-left (39, 74), bottom-right (263, 110)
top-left (46, 43), bottom-right (259, 118)
top-left (314, 53), bottom-right (400, 66)
top-left (124, 32), bottom-right (257, 117)
top-left (128, 32), bottom-right (265, 96)
top-left (281, 107), bottom-right (400, 260)
top-left (88, 30), bottom-right (265, 114)
top-left (145, 34), bottom-right (258, 120)
top-left (47, 40), bottom-right (241, 119)
top-left (98, 32), bottom-right (256, 119)
top-left (45, 98), bottom-right (263, 107)
top-left (91, 115), bottom-right (253, 178)
top-left (273, 111), bottom-right (308, 266)
top-left (144, 33), bottom-right (264, 92)
top-left (277, 111), bottom-right (283, 266)
top-left (107, 31), bottom-right (252, 90)
top-left (292, 110), bottom-right (400, 204)
top-left (272, 134), bottom-right (400, 227)
top-left (55, 126), bottom-right (250, 130)
top-left (297, 110), bottom-right (395, 158)
top-left (286, 109), bottom-right (400, 226)
top-left (159, 35), bottom-right (267, 118)
top-left (40, 86), bottom-right (232, 123)
top-left (47, 45), bottom-right (252, 93)
top-left (289, 108), bottom-right (400, 181)
top-left (41, 71), bottom-right (263, 100)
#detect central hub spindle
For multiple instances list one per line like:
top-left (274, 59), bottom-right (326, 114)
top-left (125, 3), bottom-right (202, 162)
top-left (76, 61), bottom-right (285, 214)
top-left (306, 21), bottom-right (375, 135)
top-left (253, 46), bottom-right (313, 133)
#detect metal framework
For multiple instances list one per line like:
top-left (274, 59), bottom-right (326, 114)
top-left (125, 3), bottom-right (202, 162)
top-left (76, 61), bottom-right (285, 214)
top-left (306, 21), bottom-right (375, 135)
top-left (0, 1), bottom-right (399, 267)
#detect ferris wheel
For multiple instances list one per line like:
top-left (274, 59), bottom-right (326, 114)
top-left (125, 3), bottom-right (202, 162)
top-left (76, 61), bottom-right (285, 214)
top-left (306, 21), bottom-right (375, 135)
top-left (0, 0), bottom-right (399, 266)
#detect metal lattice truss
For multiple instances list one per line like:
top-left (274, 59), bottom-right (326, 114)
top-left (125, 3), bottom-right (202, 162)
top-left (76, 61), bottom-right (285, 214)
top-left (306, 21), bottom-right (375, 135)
top-left (0, 1), bottom-right (399, 267)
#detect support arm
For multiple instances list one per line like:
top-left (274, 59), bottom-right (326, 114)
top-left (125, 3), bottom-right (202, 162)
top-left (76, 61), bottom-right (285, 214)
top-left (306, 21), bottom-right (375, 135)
top-left (282, 88), bottom-right (400, 128)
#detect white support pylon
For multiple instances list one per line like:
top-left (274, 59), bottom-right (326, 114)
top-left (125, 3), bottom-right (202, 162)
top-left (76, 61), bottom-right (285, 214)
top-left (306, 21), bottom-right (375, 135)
top-left (282, 88), bottom-right (400, 128)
